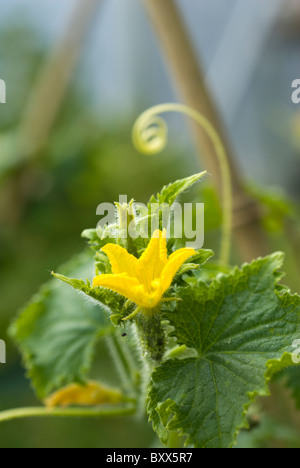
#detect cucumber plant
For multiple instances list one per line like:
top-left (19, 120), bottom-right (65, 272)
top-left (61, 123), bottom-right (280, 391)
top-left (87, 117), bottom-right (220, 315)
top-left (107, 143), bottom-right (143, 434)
top-left (2, 105), bottom-right (300, 449)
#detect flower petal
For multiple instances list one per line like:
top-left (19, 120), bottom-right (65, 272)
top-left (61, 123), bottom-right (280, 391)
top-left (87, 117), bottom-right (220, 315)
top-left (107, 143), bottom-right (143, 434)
top-left (93, 273), bottom-right (146, 305)
top-left (45, 381), bottom-right (123, 408)
top-left (160, 248), bottom-right (196, 293)
top-left (102, 244), bottom-right (138, 277)
top-left (136, 229), bottom-right (168, 290)
top-left (132, 282), bottom-right (164, 309)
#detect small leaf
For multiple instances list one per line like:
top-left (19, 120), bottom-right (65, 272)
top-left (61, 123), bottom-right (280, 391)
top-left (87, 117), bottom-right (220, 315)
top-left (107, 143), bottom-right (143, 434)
top-left (174, 249), bottom-right (214, 282)
top-left (52, 271), bottom-right (128, 318)
top-left (150, 171), bottom-right (207, 206)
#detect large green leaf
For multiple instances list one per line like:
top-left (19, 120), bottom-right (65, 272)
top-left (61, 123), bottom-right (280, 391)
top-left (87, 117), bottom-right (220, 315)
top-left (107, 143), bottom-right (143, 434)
top-left (148, 253), bottom-right (300, 448)
top-left (10, 251), bottom-right (113, 399)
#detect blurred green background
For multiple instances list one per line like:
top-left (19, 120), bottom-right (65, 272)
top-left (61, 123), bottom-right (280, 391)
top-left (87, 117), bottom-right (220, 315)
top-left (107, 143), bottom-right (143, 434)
top-left (1, 0), bottom-right (300, 448)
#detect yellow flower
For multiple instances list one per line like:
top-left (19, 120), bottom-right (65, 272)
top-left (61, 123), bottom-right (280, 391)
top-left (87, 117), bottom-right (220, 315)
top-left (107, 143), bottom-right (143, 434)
top-left (92, 229), bottom-right (196, 311)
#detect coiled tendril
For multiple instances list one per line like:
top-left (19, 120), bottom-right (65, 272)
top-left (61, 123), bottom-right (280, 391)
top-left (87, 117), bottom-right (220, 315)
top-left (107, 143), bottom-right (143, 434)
top-left (132, 103), bottom-right (232, 266)
top-left (132, 114), bottom-right (168, 155)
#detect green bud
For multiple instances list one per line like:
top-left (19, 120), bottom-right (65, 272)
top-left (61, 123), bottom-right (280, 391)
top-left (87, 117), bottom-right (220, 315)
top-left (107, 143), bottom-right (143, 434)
top-left (115, 199), bottom-right (137, 255)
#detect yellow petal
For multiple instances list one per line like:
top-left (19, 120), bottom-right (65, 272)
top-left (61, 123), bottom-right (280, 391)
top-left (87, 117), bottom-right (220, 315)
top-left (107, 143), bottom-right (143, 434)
top-left (131, 282), bottom-right (164, 309)
top-left (93, 273), bottom-right (147, 305)
top-left (45, 381), bottom-right (123, 408)
top-left (102, 244), bottom-right (138, 277)
top-left (160, 248), bottom-right (196, 293)
top-left (136, 230), bottom-right (168, 290)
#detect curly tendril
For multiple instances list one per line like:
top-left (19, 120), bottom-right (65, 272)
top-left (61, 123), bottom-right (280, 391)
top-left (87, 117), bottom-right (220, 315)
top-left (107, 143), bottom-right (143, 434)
top-left (132, 103), bottom-right (232, 266)
top-left (132, 114), bottom-right (168, 155)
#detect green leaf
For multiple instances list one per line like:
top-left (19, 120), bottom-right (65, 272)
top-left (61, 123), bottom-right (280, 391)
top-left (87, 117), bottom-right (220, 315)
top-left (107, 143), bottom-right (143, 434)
top-left (51, 271), bottom-right (130, 324)
top-left (175, 249), bottom-right (214, 277)
top-left (10, 251), bottom-right (113, 399)
top-left (149, 171), bottom-right (207, 206)
top-left (148, 253), bottom-right (300, 448)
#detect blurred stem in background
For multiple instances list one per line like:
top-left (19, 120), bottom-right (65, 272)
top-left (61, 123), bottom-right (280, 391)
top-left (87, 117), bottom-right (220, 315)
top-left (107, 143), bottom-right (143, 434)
top-left (1, 0), bottom-right (101, 226)
top-left (18, 0), bottom-right (101, 158)
top-left (1, 0), bottom-right (300, 448)
top-left (143, 0), bottom-right (269, 262)
top-left (142, 0), bottom-right (300, 439)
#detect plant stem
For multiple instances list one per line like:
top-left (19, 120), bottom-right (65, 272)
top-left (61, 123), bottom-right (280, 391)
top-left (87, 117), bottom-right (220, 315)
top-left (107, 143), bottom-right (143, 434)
top-left (131, 323), bottom-right (155, 417)
top-left (133, 103), bottom-right (232, 266)
top-left (0, 404), bottom-right (136, 424)
top-left (138, 357), bottom-right (154, 418)
top-left (1, 0), bottom-right (101, 228)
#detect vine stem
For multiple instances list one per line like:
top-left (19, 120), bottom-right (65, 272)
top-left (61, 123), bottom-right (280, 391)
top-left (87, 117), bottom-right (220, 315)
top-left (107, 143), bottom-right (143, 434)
top-left (132, 103), bottom-right (232, 266)
top-left (131, 323), bottom-right (154, 418)
top-left (0, 404), bottom-right (136, 424)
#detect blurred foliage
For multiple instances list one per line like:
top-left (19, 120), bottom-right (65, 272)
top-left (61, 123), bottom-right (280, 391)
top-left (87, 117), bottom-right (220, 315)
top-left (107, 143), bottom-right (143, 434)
top-left (236, 417), bottom-right (300, 449)
top-left (247, 182), bottom-right (299, 234)
top-left (2, 17), bottom-right (300, 448)
top-left (0, 21), bottom-right (198, 447)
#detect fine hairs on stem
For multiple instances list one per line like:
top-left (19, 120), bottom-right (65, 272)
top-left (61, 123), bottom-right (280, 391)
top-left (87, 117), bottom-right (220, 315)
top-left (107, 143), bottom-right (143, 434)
top-left (132, 103), bottom-right (233, 266)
